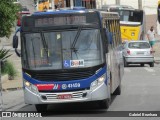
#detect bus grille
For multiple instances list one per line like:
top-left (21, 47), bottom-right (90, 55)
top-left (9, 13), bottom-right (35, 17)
top-left (40, 91), bottom-right (85, 100)
top-left (32, 70), bottom-right (95, 81)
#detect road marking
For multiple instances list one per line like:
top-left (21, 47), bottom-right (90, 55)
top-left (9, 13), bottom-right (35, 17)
top-left (144, 67), bottom-right (155, 72)
top-left (124, 68), bottom-right (131, 72)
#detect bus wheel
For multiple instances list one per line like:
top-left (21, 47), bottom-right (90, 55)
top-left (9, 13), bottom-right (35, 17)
top-left (98, 99), bottom-right (110, 109)
top-left (35, 104), bottom-right (48, 112)
top-left (141, 63), bottom-right (144, 67)
top-left (113, 85), bottom-right (121, 95)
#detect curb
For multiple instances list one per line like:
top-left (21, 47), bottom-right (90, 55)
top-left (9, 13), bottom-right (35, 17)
top-left (1, 76), bottom-right (23, 91)
top-left (2, 87), bottom-right (23, 92)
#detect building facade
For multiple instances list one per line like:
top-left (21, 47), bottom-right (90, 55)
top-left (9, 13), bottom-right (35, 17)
top-left (52, 0), bottom-right (96, 9)
top-left (51, 0), bottom-right (157, 15)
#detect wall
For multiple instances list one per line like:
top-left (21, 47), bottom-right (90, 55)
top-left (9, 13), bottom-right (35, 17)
top-left (120, 0), bottom-right (139, 9)
top-left (96, 0), bottom-right (116, 9)
top-left (142, 0), bottom-right (157, 15)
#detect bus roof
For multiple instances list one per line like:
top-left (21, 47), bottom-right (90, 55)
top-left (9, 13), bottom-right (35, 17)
top-left (102, 4), bottom-right (142, 11)
top-left (33, 9), bottom-right (88, 15)
top-left (32, 9), bottom-right (120, 16)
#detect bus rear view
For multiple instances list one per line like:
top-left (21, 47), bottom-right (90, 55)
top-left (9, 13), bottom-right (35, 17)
top-left (102, 5), bottom-right (145, 41)
top-left (13, 10), bottom-right (123, 112)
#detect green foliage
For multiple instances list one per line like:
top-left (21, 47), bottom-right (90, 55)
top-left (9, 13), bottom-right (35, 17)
top-left (1, 61), bottom-right (17, 79)
top-left (6, 61), bottom-right (17, 77)
top-left (0, 0), bottom-right (20, 38)
top-left (0, 48), bottom-right (12, 61)
top-left (0, 48), bottom-right (12, 75)
top-left (1, 61), bottom-right (8, 75)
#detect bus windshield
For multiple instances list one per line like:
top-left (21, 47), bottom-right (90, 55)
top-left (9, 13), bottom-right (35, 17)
top-left (111, 9), bottom-right (143, 23)
top-left (22, 29), bottom-right (104, 70)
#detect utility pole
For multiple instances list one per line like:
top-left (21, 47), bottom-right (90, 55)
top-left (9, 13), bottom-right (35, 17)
top-left (138, 0), bottom-right (142, 9)
top-left (116, 0), bottom-right (120, 5)
top-left (70, 0), bottom-right (74, 8)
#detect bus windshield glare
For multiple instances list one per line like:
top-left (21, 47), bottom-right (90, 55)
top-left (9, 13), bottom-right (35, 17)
top-left (22, 29), bottom-right (104, 70)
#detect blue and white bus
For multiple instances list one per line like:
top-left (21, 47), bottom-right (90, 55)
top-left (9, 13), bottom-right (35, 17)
top-left (13, 9), bottom-right (124, 111)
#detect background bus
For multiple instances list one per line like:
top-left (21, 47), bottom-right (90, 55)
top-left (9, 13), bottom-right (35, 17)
top-left (35, 0), bottom-right (50, 11)
top-left (13, 10), bottom-right (123, 112)
top-left (102, 5), bottom-right (145, 42)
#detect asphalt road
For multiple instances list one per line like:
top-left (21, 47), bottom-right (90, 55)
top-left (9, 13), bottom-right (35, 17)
top-left (2, 63), bottom-right (160, 118)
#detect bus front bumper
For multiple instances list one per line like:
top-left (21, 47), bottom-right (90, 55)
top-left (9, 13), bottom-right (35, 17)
top-left (24, 83), bottom-right (108, 104)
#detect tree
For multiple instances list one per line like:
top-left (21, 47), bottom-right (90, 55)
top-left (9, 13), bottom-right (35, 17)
top-left (0, 0), bottom-right (19, 38)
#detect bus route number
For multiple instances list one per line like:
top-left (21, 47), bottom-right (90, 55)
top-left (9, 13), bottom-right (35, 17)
top-left (68, 83), bottom-right (80, 88)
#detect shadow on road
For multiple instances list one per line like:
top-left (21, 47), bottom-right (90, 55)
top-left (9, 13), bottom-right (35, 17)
top-left (17, 95), bottom-right (118, 117)
top-left (125, 64), bottom-right (150, 68)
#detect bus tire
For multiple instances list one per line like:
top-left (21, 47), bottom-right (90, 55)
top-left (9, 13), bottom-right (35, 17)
top-left (141, 63), bottom-right (144, 67)
top-left (124, 58), bottom-right (128, 67)
top-left (35, 104), bottom-right (48, 112)
top-left (113, 85), bottom-right (121, 95)
top-left (98, 99), bottom-right (110, 109)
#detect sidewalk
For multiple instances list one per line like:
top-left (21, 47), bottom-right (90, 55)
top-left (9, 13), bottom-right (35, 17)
top-left (153, 38), bottom-right (160, 63)
top-left (1, 51), bottom-right (23, 91)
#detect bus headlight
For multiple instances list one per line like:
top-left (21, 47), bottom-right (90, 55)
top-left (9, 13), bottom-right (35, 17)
top-left (24, 80), bottom-right (38, 93)
top-left (90, 74), bottom-right (106, 90)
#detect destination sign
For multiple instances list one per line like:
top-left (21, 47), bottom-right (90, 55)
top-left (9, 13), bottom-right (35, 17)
top-left (22, 12), bottom-right (100, 31)
top-left (35, 16), bottom-right (86, 27)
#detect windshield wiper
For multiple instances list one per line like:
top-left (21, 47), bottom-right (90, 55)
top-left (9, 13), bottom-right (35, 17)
top-left (41, 33), bottom-right (49, 58)
top-left (71, 26), bottom-right (83, 59)
top-left (71, 26), bottom-right (83, 50)
top-left (23, 36), bottom-right (30, 68)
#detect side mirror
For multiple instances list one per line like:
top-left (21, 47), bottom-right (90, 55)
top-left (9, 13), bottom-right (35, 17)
top-left (158, 9), bottom-right (160, 23)
top-left (13, 35), bottom-right (18, 48)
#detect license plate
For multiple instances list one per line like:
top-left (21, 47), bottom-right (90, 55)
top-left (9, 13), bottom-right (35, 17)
top-left (137, 52), bottom-right (144, 55)
top-left (57, 94), bottom-right (72, 99)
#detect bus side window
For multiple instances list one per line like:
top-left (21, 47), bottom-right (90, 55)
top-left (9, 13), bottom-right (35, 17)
top-left (115, 20), bottom-right (119, 46)
top-left (118, 20), bottom-right (121, 45)
top-left (105, 28), bottom-right (113, 45)
top-left (112, 20), bottom-right (117, 47)
top-left (110, 20), bottom-right (115, 47)
top-left (105, 19), bottom-right (113, 45)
